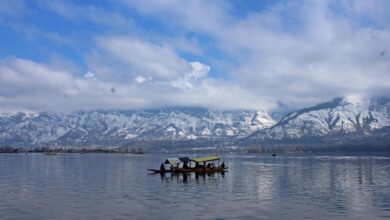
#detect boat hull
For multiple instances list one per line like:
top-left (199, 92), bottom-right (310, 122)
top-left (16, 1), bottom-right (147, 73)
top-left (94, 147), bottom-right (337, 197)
top-left (147, 167), bottom-right (227, 174)
top-left (147, 169), bottom-right (174, 173)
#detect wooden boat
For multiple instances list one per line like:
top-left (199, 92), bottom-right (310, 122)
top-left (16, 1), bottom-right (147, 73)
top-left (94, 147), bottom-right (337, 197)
top-left (147, 156), bottom-right (227, 174)
top-left (180, 167), bottom-right (227, 173)
top-left (190, 156), bottom-right (227, 173)
top-left (147, 157), bottom-right (189, 174)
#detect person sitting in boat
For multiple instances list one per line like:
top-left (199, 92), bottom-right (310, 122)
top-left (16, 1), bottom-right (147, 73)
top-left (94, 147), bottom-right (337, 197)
top-left (206, 163), bottom-right (211, 168)
top-left (195, 162), bottom-right (204, 168)
top-left (160, 163), bottom-right (165, 171)
top-left (220, 162), bottom-right (225, 169)
top-left (183, 162), bottom-right (189, 169)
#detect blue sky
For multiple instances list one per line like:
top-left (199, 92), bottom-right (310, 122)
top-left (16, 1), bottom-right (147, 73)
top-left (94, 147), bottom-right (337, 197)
top-left (0, 0), bottom-right (390, 112)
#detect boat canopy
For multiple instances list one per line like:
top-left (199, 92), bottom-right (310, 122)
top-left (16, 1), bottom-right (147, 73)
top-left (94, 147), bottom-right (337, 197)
top-left (164, 158), bottom-right (181, 165)
top-left (191, 156), bottom-right (220, 163)
top-left (179, 157), bottom-right (191, 163)
top-left (164, 157), bottom-right (191, 164)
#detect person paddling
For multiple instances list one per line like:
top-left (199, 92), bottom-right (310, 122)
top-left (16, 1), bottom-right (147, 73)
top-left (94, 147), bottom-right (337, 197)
top-left (160, 163), bottom-right (165, 171)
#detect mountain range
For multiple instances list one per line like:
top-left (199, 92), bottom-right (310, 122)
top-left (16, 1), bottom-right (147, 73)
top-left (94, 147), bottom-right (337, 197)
top-left (0, 107), bottom-right (275, 147)
top-left (246, 97), bottom-right (390, 151)
top-left (0, 97), bottom-right (389, 151)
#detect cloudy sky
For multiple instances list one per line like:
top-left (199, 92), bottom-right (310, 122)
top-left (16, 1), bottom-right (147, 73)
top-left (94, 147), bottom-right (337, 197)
top-left (1, 0), bottom-right (389, 112)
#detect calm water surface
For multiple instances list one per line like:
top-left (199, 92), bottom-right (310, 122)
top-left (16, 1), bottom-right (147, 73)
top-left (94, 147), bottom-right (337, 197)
top-left (0, 153), bottom-right (389, 220)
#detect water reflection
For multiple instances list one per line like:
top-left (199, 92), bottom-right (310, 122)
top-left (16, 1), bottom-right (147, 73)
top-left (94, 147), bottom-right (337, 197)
top-left (241, 155), bottom-right (390, 219)
top-left (0, 154), bottom-right (389, 220)
top-left (156, 172), bottom-right (226, 184)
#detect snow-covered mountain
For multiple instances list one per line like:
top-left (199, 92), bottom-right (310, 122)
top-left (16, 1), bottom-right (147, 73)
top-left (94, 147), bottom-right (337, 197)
top-left (0, 107), bottom-right (275, 147)
top-left (1, 97), bottom-right (389, 149)
top-left (249, 97), bottom-right (390, 143)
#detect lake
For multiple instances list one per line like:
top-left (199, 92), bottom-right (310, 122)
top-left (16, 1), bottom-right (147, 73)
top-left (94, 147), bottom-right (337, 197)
top-left (0, 153), bottom-right (389, 220)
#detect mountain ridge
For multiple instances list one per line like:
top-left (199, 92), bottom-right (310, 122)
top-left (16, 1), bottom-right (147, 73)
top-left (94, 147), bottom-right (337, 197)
top-left (1, 97), bottom-right (389, 150)
top-left (0, 107), bottom-right (275, 147)
top-left (248, 97), bottom-right (390, 142)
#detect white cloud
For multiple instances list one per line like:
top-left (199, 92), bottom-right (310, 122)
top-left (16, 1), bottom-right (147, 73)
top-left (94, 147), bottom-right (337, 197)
top-left (86, 36), bottom-right (215, 92)
top-left (164, 36), bottom-right (203, 55)
top-left (0, 57), bottom-right (271, 112)
top-left (169, 62), bottom-right (211, 90)
top-left (122, 0), bottom-right (390, 109)
top-left (84, 71), bottom-right (97, 80)
top-left (134, 75), bottom-right (147, 83)
top-left (1, 1), bottom-right (390, 112)
top-left (87, 36), bottom-right (192, 82)
top-left (189, 62), bottom-right (210, 79)
top-left (0, 58), bottom-right (152, 111)
top-left (36, 0), bottom-right (134, 28)
top-left (122, 0), bottom-right (229, 33)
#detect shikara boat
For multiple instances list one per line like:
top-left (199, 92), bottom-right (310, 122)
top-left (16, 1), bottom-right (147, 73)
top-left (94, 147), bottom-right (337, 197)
top-left (147, 156), bottom-right (227, 174)
top-left (188, 156), bottom-right (227, 173)
top-left (147, 157), bottom-right (190, 173)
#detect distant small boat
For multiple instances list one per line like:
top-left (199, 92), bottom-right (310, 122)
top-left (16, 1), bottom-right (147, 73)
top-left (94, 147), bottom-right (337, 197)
top-left (272, 152), bottom-right (276, 157)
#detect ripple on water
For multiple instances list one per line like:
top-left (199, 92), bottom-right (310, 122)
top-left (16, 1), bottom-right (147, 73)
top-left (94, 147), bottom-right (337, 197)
top-left (0, 153), bottom-right (390, 219)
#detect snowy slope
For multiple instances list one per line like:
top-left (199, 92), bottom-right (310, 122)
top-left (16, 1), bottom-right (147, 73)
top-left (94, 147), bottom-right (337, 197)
top-left (0, 107), bottom-right (275, 147)
top-left (250, 97), bottom-right (390, 141)
top-left (2, 97), bottom-right (389, 148)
